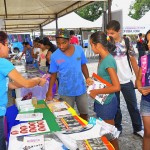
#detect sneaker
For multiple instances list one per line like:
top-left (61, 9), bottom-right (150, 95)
top-left (134, 130), bottom-right (144, 138)
top-left (116, 130), bottom-right (122, 138)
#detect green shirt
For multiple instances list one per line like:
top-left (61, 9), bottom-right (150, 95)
top-left (97, 54), bottom-right (117, 104)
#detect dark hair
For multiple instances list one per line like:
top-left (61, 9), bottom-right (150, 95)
top-left (143, 30), bottom-right (150, 50)
top-left (43, 38), bottom-right (57, 52)
top-left (138, 33), bottom-right (142, 37)
top-left (106, 20), bottom-right (120, 32)
top-left (38, 40), bottom-right (44, 44)
top-left (24, 42), bottom-right (30, 45)
top-left (22, 41), bottom-right (26, 45)
top-left (90, 31), bottom-right (116, 52)
top-left (0, 31), bottom-right (7, 45)
top-left (70, 30), bottom-right (75, 35)
top-left (35, 37), bottom-right (40, 42)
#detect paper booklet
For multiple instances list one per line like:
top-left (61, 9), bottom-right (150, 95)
top-left (47, 102), bottom-right (71, 118)
top-left (87, 73), bottom-right (112, 105)
top-left (15, 113), bottom-right (43, 121)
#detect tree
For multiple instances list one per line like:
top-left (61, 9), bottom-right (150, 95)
top-left (129, 0), bottom-right (150, 20)
top-left (75, 1), bottom-right (105, 21)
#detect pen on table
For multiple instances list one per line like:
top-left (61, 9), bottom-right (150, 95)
top-left (60, 118), bottom-right (69, 129)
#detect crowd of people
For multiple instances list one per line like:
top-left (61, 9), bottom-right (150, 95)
top-left (0, 20), bottom-right (150, 150)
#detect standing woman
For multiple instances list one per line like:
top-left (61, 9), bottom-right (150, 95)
top-left (89, 31), bottom-right (120, 150)
top-left (0, 31), bottom-right (46, 150)
top-left (136, 30), bottom-right (150, 150)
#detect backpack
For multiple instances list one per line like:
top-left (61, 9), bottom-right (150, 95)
top-left (124, 37), bottom-right (133, 73)
top-left (141, 55), bottom-right (148, 86)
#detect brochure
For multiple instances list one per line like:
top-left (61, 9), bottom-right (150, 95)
top-left (77, 138), bottom-right (108, 150)
top-left (87, 73), bottom-right (112, 105)
top-left (56, 116), bottom-right (87, 133)
top-left (48, 102), bottom-right (71, 118)
top-left (15, 113), bottom-right (43, 121)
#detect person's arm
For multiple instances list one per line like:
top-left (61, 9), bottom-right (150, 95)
top-left (46, 51), bottom-right (52, 64)
top-left (136, 68), bottom-right (150, 95)
top-left (82, 64), bottom-right (93, 86)
top-left (46, 73), bottom-right (57, 101)
top-left (31, 47), bottom-right (36, 58)
top-left (82, 64), bottom-right (89, 79)
top-left (8, 69), bottom-right (46, 89)
top-left (89, 68), bottom-right (120, 99)
top-left (19, 48), bottom-right (26, 60)
top-left (130, 56), bottom-right (139, 78)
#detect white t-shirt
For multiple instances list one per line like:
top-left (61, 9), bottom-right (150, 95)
top-left (112, 40), bottom-right (133, 84)
top-left (33, 48), bottom-right (40, 61)
top-left (39, 49), bottom-right (48, 67)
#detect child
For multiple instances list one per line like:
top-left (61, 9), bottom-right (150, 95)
top-left (38, 40), bottom-right (48, 72)
top-left (19, 42), bottom-right (33, 64)
top-left (46, 28), bottom-right (91, 121)
top-left (89, 31), bottom-right (120, 150)
top-left (136, 30), bottom-right (150, 150)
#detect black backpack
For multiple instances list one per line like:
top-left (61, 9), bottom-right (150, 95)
top-left (124, 37), bottom-right (133, 73)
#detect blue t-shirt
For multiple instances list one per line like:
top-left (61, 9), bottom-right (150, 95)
top-left (139, 54), bottom-right (150, 101)
top-left (0, 58), bottom-right (14, 116)
top-left (25, 48), bottom-right (33, 63)
top-left (49, 45), bottom-right (87, 96)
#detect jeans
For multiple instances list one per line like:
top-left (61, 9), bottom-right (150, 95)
top-left (114, 81), bottom-right (142, 132)
top-left (0, 117), bottom-right (6, 150)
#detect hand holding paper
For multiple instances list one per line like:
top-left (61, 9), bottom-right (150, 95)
top-left (87, 73), bottom-right (111, 105)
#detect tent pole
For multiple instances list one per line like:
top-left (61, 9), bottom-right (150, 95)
top-left (79, 28), bottom-right (83, 47)
top-left (108, 0), bottom-right (112, 22)
top-left (55, 14), bottom-right (58, 30)
top-left (40, 24), bottom-right (43, 38)
top-left (103, 1), bottom-right (107, 32)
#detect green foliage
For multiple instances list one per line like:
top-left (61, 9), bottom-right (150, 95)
top-left (129, 0), bottom-right (150, 20)
top-left (75, 1), bottom-right (105, 21)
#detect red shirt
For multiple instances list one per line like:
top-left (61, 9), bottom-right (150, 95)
top-left (70, 36), bottom-right (79, 45)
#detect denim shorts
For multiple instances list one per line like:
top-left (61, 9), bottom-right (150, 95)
top-left (94, 95), bottom-right (118, 120)
top-left (140, 99), bottom-right (150, 116)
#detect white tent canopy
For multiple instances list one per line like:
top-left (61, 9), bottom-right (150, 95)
top-left (139, 10), bottom-right (150, 25)
top-left (138, 11), bottom-right (150, 33)
top-left (0, 0), bottom-right (99, 33)
top-left (92, 15), bottom-right (103, 28)
top-left (122, 12), bottom-right (147, 35)
top-left (123, 15), bottom-right (138, 27)
top-left (43, 12), bottom-right (97, 29)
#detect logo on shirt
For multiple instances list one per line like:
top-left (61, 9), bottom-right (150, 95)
top-left (77, 57), bottom-right (81, 60)
top-left (57, 59), bottom-right (65, 64)
top-left (40, 53), bottom-right (45, 59)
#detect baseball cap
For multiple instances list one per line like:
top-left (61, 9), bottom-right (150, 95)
top-left (55, 28), bottom-right (69, 39)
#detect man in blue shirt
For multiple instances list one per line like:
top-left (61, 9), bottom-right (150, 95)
top-left (46, 28), bottom-right (91, 120)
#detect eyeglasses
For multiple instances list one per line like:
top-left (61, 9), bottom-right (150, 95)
top-left (0, 41), bottom-right (8, 46)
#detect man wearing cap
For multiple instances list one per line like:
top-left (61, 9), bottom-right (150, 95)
top-left (46, 28), bottom-right (91, 120)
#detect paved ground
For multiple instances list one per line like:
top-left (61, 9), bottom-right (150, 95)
top-left (8, 57), bottom-right (143, 150)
